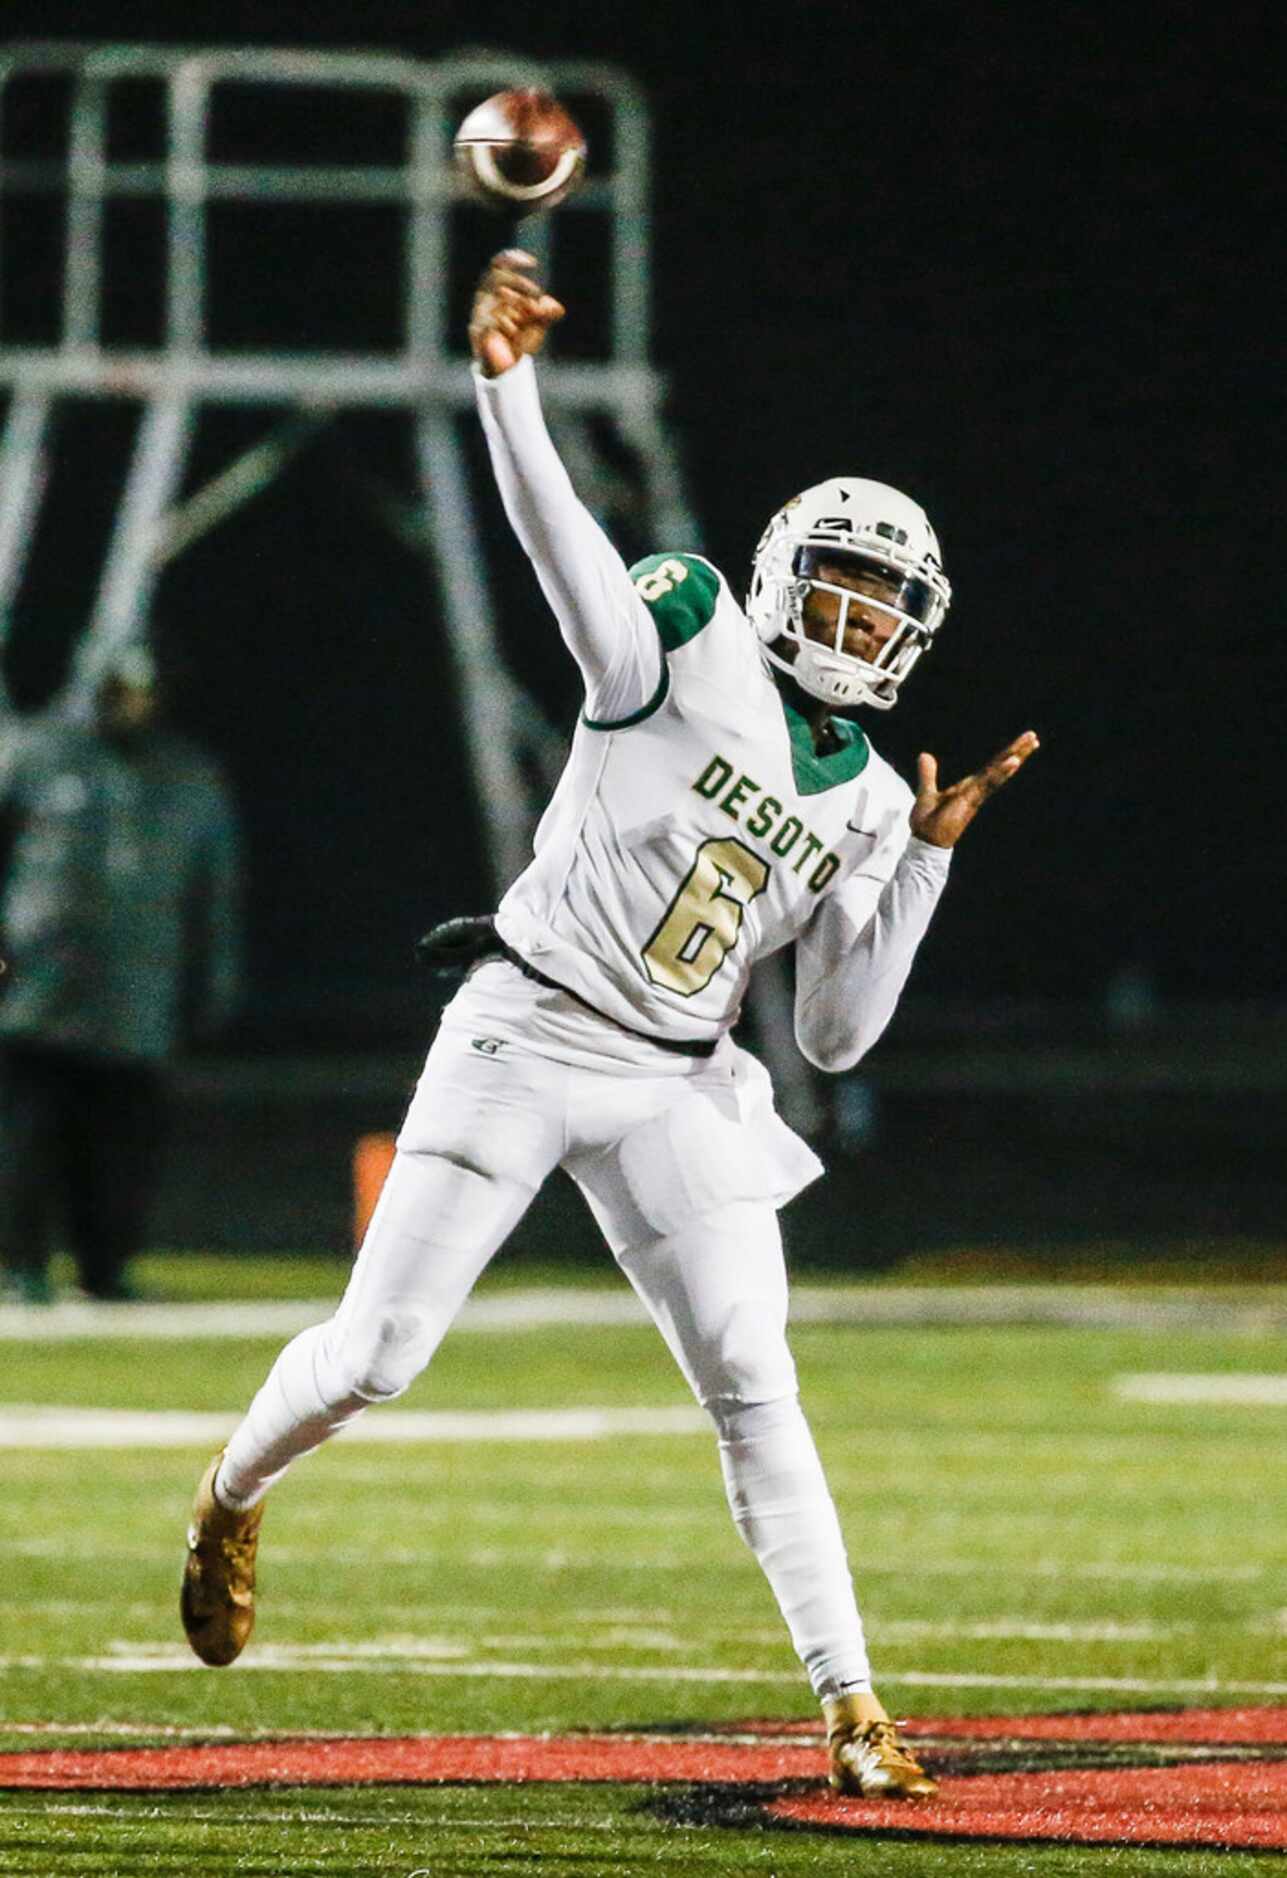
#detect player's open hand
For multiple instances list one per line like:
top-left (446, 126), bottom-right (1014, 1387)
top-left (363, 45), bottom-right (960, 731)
top-left (910, 730), bottom-right (1039, 848)
top-left (469, 250), bottom-right (566, 378)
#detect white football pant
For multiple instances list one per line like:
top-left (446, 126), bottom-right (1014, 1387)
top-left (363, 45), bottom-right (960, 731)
top-left (218, 1007), bottom-right (873, 1698)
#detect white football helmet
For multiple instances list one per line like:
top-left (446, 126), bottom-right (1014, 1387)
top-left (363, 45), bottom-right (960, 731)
top-left (746, 477), bottom-right (951, 710)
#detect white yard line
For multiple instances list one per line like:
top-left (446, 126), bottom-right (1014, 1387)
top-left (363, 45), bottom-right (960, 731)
top-left (1115, 1372), bottom-right (1287, 1405)
top-left (3, 1284), bottom-right (1285, 1342)
top-left (0, 1404), bottom-right (708, 1449)
top-left (0, 1535), bottom-right (1268, 1583)
top-left (890, 1671), bottom-right (1287, 1696)
top-left (876, 1619), bottom-right (1184, 1642)
top-left (0, 1647), bottom-right (1284, 1698)
top-left (901, 1554), bottom-right (1262, 1585)
top-left (0, 1614), bottom-right (1230, 1645)
top-left (0, 1720), bottom-right (252, 1738)
top-left (0, 1652), bottom-right (802, 1682)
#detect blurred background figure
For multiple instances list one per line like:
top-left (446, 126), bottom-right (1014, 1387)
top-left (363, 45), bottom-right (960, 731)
top-left (0, 644), bottom-right (242, 1304)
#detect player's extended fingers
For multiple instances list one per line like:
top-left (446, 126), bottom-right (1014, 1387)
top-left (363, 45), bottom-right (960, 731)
top-left (1001, 728), bottom-right (1040, 761)
top-left (915, 751), bottom-right (940, 801)
top-left (978, 729), bottom-right (1040, 790)
top-left (950, 731), bottom-right (1040, 800)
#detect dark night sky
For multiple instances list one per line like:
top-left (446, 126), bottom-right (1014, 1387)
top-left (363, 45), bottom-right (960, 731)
top-left (2, 1), bottom-right (1280, 1044)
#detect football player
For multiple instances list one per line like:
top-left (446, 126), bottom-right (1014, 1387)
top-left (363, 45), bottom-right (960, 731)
top-left (182, 251), bottom-right (1037, 1801)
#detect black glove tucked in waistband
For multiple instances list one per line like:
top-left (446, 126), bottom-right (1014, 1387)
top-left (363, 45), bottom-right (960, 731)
top-left (414, 914), bottom-right (500, 977)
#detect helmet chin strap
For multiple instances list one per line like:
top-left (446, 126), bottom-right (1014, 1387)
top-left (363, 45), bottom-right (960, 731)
top-left (761, 634), bottom-right (897, 711)
top-left (792, 640), bottom-right (897, 710)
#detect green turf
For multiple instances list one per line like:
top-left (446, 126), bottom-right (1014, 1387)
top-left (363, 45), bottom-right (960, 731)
top-left (43, 1238), bottom-right (1287, 1307)
top-left (2, 1262), bottom-right (1285, 1873)
top-left (1, 1787), bottom-right (1282, 1877)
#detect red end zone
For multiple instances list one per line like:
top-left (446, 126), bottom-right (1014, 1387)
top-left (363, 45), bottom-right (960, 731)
top-left (769, 1761), bottom-right (1287, 1852)
top-left (0, 1732), bottom-right (821, 1791)
top-left (4, 1708), bottom-right (1286, 1851)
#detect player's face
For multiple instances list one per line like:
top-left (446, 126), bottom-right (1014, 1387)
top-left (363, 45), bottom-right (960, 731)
top-left (799, 560), bottom-right (902, 663)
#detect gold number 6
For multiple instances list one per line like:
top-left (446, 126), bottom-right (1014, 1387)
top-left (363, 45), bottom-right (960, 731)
top-left (642, 836), bottom-right (770, 996)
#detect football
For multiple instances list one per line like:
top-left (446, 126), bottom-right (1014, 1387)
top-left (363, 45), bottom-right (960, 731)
top-left (453, 88), bottom-right (587, 215)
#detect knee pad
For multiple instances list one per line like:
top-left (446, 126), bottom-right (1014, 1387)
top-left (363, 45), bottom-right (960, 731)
top-left (693, 1299), bottom-right (798, 1411)
top-left (326, 1308), bottom-right (435, 1404)
top-left (707, 1391), bottom-right (803, 1445)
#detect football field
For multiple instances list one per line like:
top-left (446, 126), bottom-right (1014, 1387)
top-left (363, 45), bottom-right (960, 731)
top-left (1, 1254), bottom-right (1284, 1875)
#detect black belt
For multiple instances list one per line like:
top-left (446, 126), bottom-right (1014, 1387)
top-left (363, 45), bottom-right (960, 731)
top-left (415, 915), bottom-right (718, 1060)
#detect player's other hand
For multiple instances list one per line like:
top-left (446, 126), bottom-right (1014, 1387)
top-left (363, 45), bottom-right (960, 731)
top-left (469, 250), bottom-right (565, 378)
top-left (910, 729), bottom-right (1039, 848)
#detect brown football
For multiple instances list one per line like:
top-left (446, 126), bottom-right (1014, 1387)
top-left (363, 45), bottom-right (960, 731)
top-left (453, 88), bottom-right (587, 215)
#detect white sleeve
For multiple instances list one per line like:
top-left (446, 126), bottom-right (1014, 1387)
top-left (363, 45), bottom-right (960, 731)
top-left (473, 358), bottom-right (663, 722)
top-left (794, 835), bottom-right (952, 1072)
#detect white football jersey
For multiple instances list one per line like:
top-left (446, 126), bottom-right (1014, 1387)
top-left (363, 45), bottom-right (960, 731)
top-left (495, 552), bottom-right (914, 1046)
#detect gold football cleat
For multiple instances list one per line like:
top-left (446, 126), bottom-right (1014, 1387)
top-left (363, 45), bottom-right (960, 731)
top-left (180, 1450), bottom-right (264, 1666)
top-left (823, 1694), bottom-right (939, 1800)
